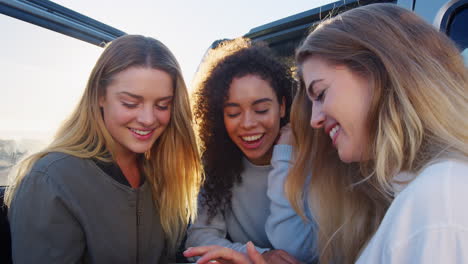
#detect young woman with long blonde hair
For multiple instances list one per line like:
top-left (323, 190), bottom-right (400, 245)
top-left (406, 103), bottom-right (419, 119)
top-left (185, 3), bottom-right (468, 264)
top-left (5, 35), bottom-right (202, 263)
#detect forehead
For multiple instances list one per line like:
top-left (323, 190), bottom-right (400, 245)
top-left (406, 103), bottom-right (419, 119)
top-left (301, 56), bottom-right (337, 84)
top-left (107, 67), bottom-right (173, 97)
top-left (226, 74), bottom-right (276, 103)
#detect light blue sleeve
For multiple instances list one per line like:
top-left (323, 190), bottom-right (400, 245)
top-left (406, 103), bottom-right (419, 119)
top-left (185, 200), bottom-right (270, 260)
top-left (265, 144), bottom-right (317, 263)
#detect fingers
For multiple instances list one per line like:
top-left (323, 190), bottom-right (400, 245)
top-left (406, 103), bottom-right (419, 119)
top-left (276, 251), bottom-right (302, 264)
top-left (260, 249), bottom-right (302, 264)
top-left (184, 245), bottom-right (251, 264)
top-left (273, 249), bottom-right (302, 264)
top-left (183, 245), bottom-right (223, 258)
top-left (246, 242), bottom-right (266, 264)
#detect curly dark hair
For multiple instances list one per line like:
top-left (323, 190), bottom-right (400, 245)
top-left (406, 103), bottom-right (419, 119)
top-left (192, 38), bottom-right (296, 222)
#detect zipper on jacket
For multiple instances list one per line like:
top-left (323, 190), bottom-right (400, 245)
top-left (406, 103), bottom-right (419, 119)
top-left (136, 190), bottom-right (140, 264)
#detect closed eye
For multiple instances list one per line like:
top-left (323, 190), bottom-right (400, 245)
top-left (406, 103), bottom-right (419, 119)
top-left (226, 113), bottom-right (240, 118)
top-left (155, 99), bottom-right (172, 111)
top-left (156, 105), bottom-right (169, 110)
top-left (155, 102), bottom-right (171, 111)
top-left (255, 109), bottom-right (269, 114)
top-left (122, 102), bottom-right (138, 108)
top-left (314, 89), bottom-right (326, 102)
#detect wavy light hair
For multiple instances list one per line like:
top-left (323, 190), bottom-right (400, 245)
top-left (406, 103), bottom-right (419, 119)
top-left (286, 4), bottom-right (468, 263)
top-left (5, 35), bottom-right (202, 253)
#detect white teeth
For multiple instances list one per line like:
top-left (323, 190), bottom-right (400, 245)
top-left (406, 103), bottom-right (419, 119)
top-left (329, 125), bottom-right (340, 140)
top-left (242, 134), bottom-right (263, 142)
top-left (131, 128), bottom-right (152, 136)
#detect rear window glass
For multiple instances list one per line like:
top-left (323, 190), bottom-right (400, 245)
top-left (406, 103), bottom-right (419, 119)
top-left (448, 5), bottom-right (468, 63)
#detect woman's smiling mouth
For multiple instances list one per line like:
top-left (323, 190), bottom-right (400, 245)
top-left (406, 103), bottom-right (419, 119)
top-left (240, 133), bottom-right (265, 149)
top-left (129, 128), bottom-right (155, 139)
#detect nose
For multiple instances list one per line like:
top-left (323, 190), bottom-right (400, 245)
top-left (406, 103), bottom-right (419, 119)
top-left (240, 111), bottom-right (257, 129)
top-left (310, 103), bottom-right (325, 129)
top-left (137, 105), bottom-right (156, 127)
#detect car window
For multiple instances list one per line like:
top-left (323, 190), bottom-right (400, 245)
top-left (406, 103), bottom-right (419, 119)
top-left (462, 49), bottom-right (468, 67)
top-left (447, 6), bottom-right (468, 66)
top-left (0, 14), bottom-right (102, 185)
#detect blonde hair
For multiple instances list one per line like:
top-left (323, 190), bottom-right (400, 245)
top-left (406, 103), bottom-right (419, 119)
top-left (5, 35), bottom-right (202, 253)
top-left (287, 4), bottom-right (468, 263)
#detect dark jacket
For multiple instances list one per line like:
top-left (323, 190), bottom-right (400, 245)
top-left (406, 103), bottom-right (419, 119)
top-left (9, 152), bottom-right (167, 263)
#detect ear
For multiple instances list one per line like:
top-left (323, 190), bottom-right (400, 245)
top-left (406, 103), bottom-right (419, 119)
top-left (98, 95), bottom-right (105, 108)
top-left (280, 96), bottom-right (286, 118)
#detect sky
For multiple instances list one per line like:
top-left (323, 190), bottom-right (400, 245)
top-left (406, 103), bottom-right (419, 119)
top-left (0, 0), bottom-right (335, 144)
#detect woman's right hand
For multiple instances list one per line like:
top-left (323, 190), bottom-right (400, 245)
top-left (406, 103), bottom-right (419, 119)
top-left (183, 241), bottom-right (266, 264)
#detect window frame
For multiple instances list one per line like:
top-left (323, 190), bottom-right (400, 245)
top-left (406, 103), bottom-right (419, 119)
top-left (0, 0), bottom-right (125, 46)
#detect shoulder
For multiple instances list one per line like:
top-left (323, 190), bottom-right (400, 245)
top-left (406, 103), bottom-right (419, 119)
top-left (28, 152), bottom-right (94, 183)
top-left (271, 144), bottom-right (292, 161)
top-left (395, 159), bottom-right (468, 209)
top-left (383, 159), bottom-right (468, 239)
top-left (32, 152), bottom-right (90, 173)
top-left (402, 159), bottom-right (468, 205)
top-left (359, 160), bottom-right (468, 260)
top-left (418, 159), bottom-right (468, 181)
top-left (12, 153), bottom-right (87, 204)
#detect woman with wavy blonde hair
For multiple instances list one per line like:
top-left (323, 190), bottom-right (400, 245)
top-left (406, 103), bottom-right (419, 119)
top-left (5, 34), bottom-right (202, 263)
top-left (184, 3), bottom-right (468, 264)
top-left (288, 3), bottom-right (468, 263)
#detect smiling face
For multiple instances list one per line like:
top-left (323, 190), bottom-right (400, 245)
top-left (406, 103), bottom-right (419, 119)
top-left (223, 74), bottom-right (285, 165)
top-left (301, 56), bottom-right (372, 163)
top-left (99, 67), bottom-right (173, 160)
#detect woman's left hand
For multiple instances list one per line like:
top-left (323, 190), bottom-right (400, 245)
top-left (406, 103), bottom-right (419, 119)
top-left (184, 241), bottom-right (266, 264)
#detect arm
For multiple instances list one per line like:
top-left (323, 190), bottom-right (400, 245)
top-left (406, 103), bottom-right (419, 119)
top-left (9, 170), bottom-right (85, 264)
top-left (186, 203), bottom-right (270, 256)
top-left (265, 144), bottom-right (317, 262)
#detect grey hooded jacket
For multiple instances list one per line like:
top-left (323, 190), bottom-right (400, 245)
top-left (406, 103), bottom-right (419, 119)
top-left (9, 152), bottom-right (167, 263)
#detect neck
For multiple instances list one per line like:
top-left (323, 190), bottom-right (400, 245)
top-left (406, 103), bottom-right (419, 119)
top-left (115, 153), bottom-right (141, 188)
top-left (115, 153), bottom-right (138, 168)
top-left (248, 147), bottom-right (274, 166)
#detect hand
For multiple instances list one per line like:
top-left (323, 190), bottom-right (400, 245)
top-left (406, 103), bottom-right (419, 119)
top-left (183, 242), bottom-right (266, 264)
top-left (276, 123), bottom-right (294, 146)
top-left (262, 249), bottom-right (302, 264)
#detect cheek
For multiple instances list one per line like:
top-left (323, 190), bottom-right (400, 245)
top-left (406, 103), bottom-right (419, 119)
top-left (262, 112), bottom-right (281, 134)
top-left (103, 104), bottom-right (133, 126)
top-left (156, 110), bottom-right (172, 126)
top-left (223, 116), bottom-right (235, 135)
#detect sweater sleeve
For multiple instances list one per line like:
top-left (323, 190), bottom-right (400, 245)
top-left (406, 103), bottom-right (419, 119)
top-left (265, 144), bottom-right (317, 263)
top-left (9, 169), bottom-right (85, 264)
top-left (185, 202), bottom-right (270, 258)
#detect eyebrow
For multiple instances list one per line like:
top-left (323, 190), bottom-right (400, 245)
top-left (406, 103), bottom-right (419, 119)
top-left (118, 92), bottom-right (173, 102)
top-left (307, 79), bottom-right (324, 98)
top-left (224, 98), bottom-right (273, 108)
top-left (118, 91), bottom-right (143, 100)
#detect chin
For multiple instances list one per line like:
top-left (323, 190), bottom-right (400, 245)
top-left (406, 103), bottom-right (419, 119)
top-left (129, 145), bottom-right (153, 154)
top-left (337, 150), bottom-right (354, 164)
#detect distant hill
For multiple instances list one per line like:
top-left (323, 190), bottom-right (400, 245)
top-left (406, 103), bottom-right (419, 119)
top-left (0, 139), bottom-right (26, 169)
top-left (0, 138), bottom-right (47, 186)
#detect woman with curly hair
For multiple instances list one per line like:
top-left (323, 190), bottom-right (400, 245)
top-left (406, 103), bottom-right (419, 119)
top-left (185, 38), bottom-right (316, 263)
top-left (185, 3), bottom-right (468, 264)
